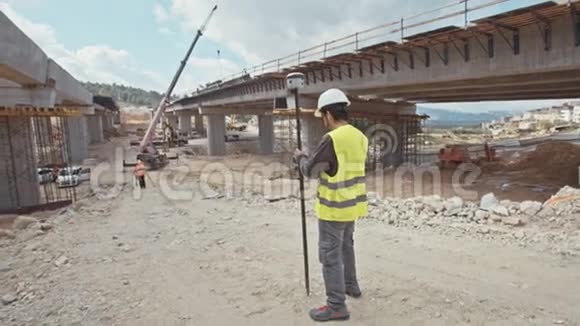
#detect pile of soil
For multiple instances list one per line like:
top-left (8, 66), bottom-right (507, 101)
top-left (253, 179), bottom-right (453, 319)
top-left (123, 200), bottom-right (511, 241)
top-left (505, 142), bottom-right (580, 186)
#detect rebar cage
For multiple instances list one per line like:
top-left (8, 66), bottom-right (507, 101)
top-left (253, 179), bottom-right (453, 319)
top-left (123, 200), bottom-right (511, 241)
top-left (273, 113), bottom-right (426, 172)
top-left (0, 116), bottom-right (76, 213)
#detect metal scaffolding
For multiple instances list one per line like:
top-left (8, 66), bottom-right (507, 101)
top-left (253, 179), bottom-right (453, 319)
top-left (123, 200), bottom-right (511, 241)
top-left (0, 115), bottom-right (76, 213)
top-left (352, 114), bottom-right (426, 171)
top-left (273, 111), bottom-right (427, 172)
top-left (273, 114), bottom-right (296, 154)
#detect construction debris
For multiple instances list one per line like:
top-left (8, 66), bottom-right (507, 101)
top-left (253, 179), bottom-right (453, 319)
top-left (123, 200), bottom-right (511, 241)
top-left (54, 256), bottom-right (69, 267)
top-left (38, 223), bottom-right (53, 232)
top-left (1, 176), bottom-right (579, 324)
top-left (1, 294), bottom-right (18, 306)
top-left (0, 229), bottom-right (16, 239)
top-left (364, 186), bottom-right (580, 256)
top-left (479, 193), bottom-right (499, 211)
top-left (520, 201), bottom-right (543, 216)
top-left (501, 142), bottom-right (580, 186)
top-left (12, 216), bottom-right (38, 230)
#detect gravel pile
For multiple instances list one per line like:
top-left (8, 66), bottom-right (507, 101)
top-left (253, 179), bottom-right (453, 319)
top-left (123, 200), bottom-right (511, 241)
top-left (364, 188), bottom-right (580, 256)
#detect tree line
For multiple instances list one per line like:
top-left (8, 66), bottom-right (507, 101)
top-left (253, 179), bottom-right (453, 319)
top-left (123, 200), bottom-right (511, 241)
top-left (82, 82), bottom-right (178, 108)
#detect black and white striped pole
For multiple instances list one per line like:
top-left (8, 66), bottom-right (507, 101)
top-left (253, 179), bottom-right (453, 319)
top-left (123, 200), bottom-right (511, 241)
top-left (286, 72), bottom-right (310, 296)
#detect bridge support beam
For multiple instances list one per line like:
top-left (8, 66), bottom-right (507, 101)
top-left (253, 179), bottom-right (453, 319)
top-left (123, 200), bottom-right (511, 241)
top-left (258, 114), bottom-right (274, 154)
top-left (207, 114), bottom-right (226, 156)
top-left (194, 114), bottom-right (205, 136)
top-left (167, 114), bottom-right (178, 130)
top-left (178, 112), bottom-right (192, 134)
top-left (87, 115), bottom-right (104, 144)
top-left (101, 115), bottom-right (114, 132)
top-left (65, 116), bottom-right (89, 163)
top-left (0, 87), bottom-right (57, 108)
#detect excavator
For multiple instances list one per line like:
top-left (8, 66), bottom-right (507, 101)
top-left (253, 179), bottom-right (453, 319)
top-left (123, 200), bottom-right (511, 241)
top-left (132, 6), bottom-right (218, 170)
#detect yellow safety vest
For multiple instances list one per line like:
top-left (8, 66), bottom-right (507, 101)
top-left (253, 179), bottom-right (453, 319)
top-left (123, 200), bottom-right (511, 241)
top-left (315, 124), bottom-right (369, 222)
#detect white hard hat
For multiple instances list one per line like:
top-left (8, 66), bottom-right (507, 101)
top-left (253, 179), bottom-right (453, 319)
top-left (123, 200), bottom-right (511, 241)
top-left (315, 88), bottom-right (351, 118)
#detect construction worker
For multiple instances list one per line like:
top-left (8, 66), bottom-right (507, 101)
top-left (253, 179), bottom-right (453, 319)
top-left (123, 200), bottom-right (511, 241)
top-left (134, 159), bottom-right (146, 189)
top-left (294, 88), bottom-right (368, 322)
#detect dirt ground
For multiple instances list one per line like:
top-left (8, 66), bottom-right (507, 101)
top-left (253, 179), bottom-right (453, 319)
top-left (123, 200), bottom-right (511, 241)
top-left (1, 170), bottom-right (580, 325)
top-left (2, 138), bottom-right (580, 325)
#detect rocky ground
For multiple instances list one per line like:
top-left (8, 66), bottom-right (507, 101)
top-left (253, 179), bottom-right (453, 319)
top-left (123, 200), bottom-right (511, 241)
top-left (367, 187), bottom-right (580, 258)
top-left (1, 172), bottom-right (580, 325)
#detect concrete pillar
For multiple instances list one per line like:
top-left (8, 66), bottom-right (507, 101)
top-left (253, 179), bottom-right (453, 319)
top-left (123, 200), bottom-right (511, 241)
top-left (65, 116), bottom-right (89, 164)
top-left (258, 114), bottom-right (274, 154)
top-left (167, 115), bottom-right (178, 129)
top-left (206, 114), bottom-right (226, 156)
top-left (101, 114), bottom-right (113, 131)
top-left (0, 116), bottom-right (40, 211)
top-left (87, 115), bottom-right (103, 144)
top-left (302, 115), bottom-right (326, 153)
top-left (178, 112), bottom-right (192, 134)
top-left (194, 114), bottom-right (205, 136)
top-left (100, 115), bottom-right (107, 131)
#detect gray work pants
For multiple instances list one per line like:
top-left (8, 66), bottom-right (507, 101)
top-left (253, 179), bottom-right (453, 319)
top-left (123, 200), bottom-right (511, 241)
top-left (318, 219), bottom-right (359, 310)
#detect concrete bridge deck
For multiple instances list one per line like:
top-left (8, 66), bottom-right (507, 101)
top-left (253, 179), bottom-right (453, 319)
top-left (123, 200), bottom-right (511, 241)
top-left (0, 10), bottom-right (113, 212)
top-left (171, 1), bottom-right (580, 110)
top-left (0, 10), bottom-right (92, 108)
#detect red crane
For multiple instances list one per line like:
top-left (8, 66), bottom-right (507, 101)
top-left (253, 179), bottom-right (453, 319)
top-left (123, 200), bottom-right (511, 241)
top-left (137, 5), bottom-right (218, 169)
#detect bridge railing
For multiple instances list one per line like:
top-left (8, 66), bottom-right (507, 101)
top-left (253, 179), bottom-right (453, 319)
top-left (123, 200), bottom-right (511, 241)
top-left (197, 0), bottom-right (514, 92)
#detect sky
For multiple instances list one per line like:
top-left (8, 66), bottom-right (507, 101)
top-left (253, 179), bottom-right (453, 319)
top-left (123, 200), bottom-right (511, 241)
top-left (0, 0), bottom-right (574, 113)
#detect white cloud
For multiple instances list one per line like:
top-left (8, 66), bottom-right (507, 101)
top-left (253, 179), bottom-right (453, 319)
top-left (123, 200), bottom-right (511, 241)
top-left (158, 26), bottom-right (172, 35)
top-left (1, 2), bottom-right (165, 90)
top-left (0, 2), bottom-right (237, 93)
top-left (153, 3), bottom-right (169, 24)
top-left (169, 0), bottom-right (437, 67)
top-left (176, 56), bottom-right (242, 96)
top-left (3, 0), bottom-right (44, 8)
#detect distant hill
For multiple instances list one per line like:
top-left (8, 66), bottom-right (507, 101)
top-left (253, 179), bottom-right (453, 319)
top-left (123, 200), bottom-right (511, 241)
top-left (418, 106), bottom-right (511, 128)
top-left (82, 82), bottom-right (169, 108)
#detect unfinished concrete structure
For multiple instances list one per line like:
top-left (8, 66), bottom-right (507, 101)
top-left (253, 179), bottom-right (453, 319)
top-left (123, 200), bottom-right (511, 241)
top-left (194, 114), bottom-right (205, 136)
top-left (65, 116), bottom-right (89, 163)
top-left (0, 11), bottom-right (93, 212)
top-left (93, 95), bottom-right (119, 141)
top-left (168, 1), bottom-right (580, 163)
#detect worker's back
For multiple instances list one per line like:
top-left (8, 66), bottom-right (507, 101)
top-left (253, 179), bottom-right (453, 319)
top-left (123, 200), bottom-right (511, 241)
top-left (315, 124), bottom-right (368, 222)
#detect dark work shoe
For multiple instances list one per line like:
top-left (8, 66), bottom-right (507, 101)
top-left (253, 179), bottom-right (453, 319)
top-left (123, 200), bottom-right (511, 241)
top-left (309, 305), bottom-right (350, 322)
top-left (346, 288), bottom-right (362, 298)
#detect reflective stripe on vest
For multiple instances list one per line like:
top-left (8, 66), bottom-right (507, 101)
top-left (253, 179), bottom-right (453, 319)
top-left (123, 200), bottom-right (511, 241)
top-left (317, 194), bottom-right (367, 208)
top-left (315, 124), bottom-right (368, 222)
top-left (319, 175), bottom-right (366, 190)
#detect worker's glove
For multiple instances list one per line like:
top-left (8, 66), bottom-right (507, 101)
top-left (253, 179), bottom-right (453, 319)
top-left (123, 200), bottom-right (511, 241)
top-left (292, 151), bottom-right (305, 167)
top-left (293, 149), bottom-right (306, 161)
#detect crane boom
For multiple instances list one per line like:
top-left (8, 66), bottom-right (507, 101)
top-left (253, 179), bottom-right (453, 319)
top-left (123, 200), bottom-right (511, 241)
top-left (139, 5), bottom-right (218, 154)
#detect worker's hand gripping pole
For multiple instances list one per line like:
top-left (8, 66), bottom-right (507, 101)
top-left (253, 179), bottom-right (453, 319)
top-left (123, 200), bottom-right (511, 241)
top-left (287, 73), bottom-right (310, 296)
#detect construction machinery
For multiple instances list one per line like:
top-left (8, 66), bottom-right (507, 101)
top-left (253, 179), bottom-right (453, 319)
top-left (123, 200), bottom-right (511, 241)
top-left (438, 142), bottom-right (497, 167)
top-left (438, 145), bottom-right (471, 167)
top-left (135, 5), bottom-right (217, 170)
top-left (226, 115), bottom-right (247, 132)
